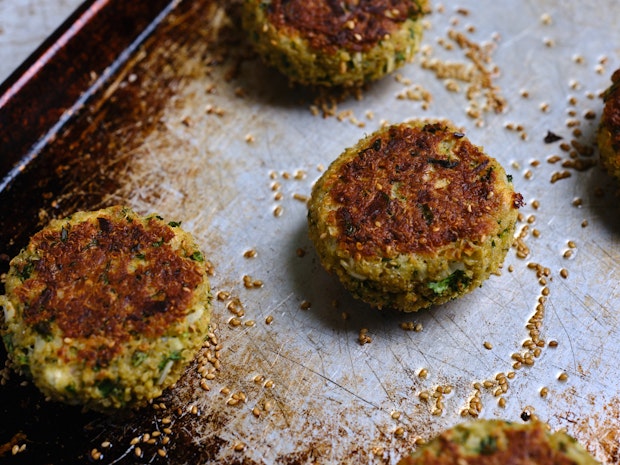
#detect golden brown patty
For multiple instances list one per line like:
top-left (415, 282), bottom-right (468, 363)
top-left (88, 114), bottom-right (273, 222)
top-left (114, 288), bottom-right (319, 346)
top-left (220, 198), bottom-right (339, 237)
top-left (597, 68), bottom-right (620, 179)
top-left (397, 419), bottom-right (599, 465)
top-left (0, 206), bottom-right (212, 411)
top-left (242, 0), bottom-right (429, 87)
top-left (307, 120), bottom-right (523, 312)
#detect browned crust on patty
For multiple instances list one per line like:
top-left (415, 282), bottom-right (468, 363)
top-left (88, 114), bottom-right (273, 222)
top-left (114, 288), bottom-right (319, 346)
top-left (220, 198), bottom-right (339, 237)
top-left (12, 210), bottom-right (205, 367)
top-left (325, 122), bottom-right (523, 258)
top-left (398, 421), bottom-right (593, 465)
top-left (601, 69), bottom-right (620, 153)
top-left (265, 0), bottom-right (426, 54)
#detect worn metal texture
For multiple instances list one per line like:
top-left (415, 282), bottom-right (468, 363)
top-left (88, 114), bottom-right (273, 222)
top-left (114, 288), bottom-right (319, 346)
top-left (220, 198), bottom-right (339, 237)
top-left (0, 0), bottom-right (84, 83)
top-left (1, 0), bottom-right (619, 463)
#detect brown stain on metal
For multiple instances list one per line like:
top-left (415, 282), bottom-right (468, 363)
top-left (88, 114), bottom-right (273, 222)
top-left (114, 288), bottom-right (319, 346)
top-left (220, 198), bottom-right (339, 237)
top-left (567, 395), bottom-right (620, 464)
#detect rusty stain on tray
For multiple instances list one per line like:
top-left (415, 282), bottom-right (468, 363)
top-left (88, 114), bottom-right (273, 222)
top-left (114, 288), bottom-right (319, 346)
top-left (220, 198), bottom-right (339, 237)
top-left (1, 0), bottom-right (620, 464)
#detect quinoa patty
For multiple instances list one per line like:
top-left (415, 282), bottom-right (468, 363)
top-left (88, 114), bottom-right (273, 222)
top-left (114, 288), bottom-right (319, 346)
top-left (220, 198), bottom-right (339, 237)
top-left (0, 206), bottom-right (212, 411)
top-left (242, 0), bottom-right (429, 87)
top-left (597, 68), bottom-right (620, 180)
top-left (307, 120), bottom-right (523, 312)
top-left (397, 419), bottom-right (599, 465)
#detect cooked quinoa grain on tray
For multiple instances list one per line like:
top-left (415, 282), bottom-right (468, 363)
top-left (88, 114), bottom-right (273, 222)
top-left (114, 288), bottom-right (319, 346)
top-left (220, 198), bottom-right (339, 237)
top-left (307, 119), bottom-right (523, 312)
top-left (241, 0), bottom-right (430, 87)
top-left (0, 206), bottom-right (212, 412)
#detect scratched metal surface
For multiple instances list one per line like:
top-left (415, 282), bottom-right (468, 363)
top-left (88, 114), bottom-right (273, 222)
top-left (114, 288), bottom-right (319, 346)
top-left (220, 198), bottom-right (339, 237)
top-left (2, 0), bottom-right (620, 463)
top-left (0, 0), bottom-right (84, 83)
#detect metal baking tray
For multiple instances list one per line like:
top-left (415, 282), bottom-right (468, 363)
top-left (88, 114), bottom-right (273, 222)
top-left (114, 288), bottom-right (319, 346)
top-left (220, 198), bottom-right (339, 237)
top-left (1, 0), bottom-right (619, 463)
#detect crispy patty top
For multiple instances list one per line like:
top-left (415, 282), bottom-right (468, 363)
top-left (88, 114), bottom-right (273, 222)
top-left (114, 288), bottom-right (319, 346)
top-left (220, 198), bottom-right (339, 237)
top-left (325, 122), bottom-right (523, 258)
top-left (399, 421), bottom-right (587, 465)
top-left (265, 0), bottom-right (426, 53)
top-left (11, 208), bottom-right (205, 366)
top-left (602, 68), bottom-right (620, 153)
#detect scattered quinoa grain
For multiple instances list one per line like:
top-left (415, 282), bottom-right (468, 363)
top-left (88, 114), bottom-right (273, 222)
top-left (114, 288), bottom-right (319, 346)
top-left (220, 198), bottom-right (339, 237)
top-left (200, 379), bottom-right (210, 391)
top-left (243, 249), bottom-right (257, 258)
top-left (358, 328), bottom-right (372, 345)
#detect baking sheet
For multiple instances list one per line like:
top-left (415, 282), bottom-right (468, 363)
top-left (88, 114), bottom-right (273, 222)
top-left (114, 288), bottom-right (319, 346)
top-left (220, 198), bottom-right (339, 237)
top-left (0, 0), bottom-right (84, 84)
top-left (1, 0), bottom-right (620, 463)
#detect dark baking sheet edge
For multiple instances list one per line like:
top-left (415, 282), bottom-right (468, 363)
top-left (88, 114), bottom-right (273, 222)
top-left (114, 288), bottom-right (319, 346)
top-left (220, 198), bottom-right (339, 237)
top-left (0, 0), bottom-right (179, 190)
